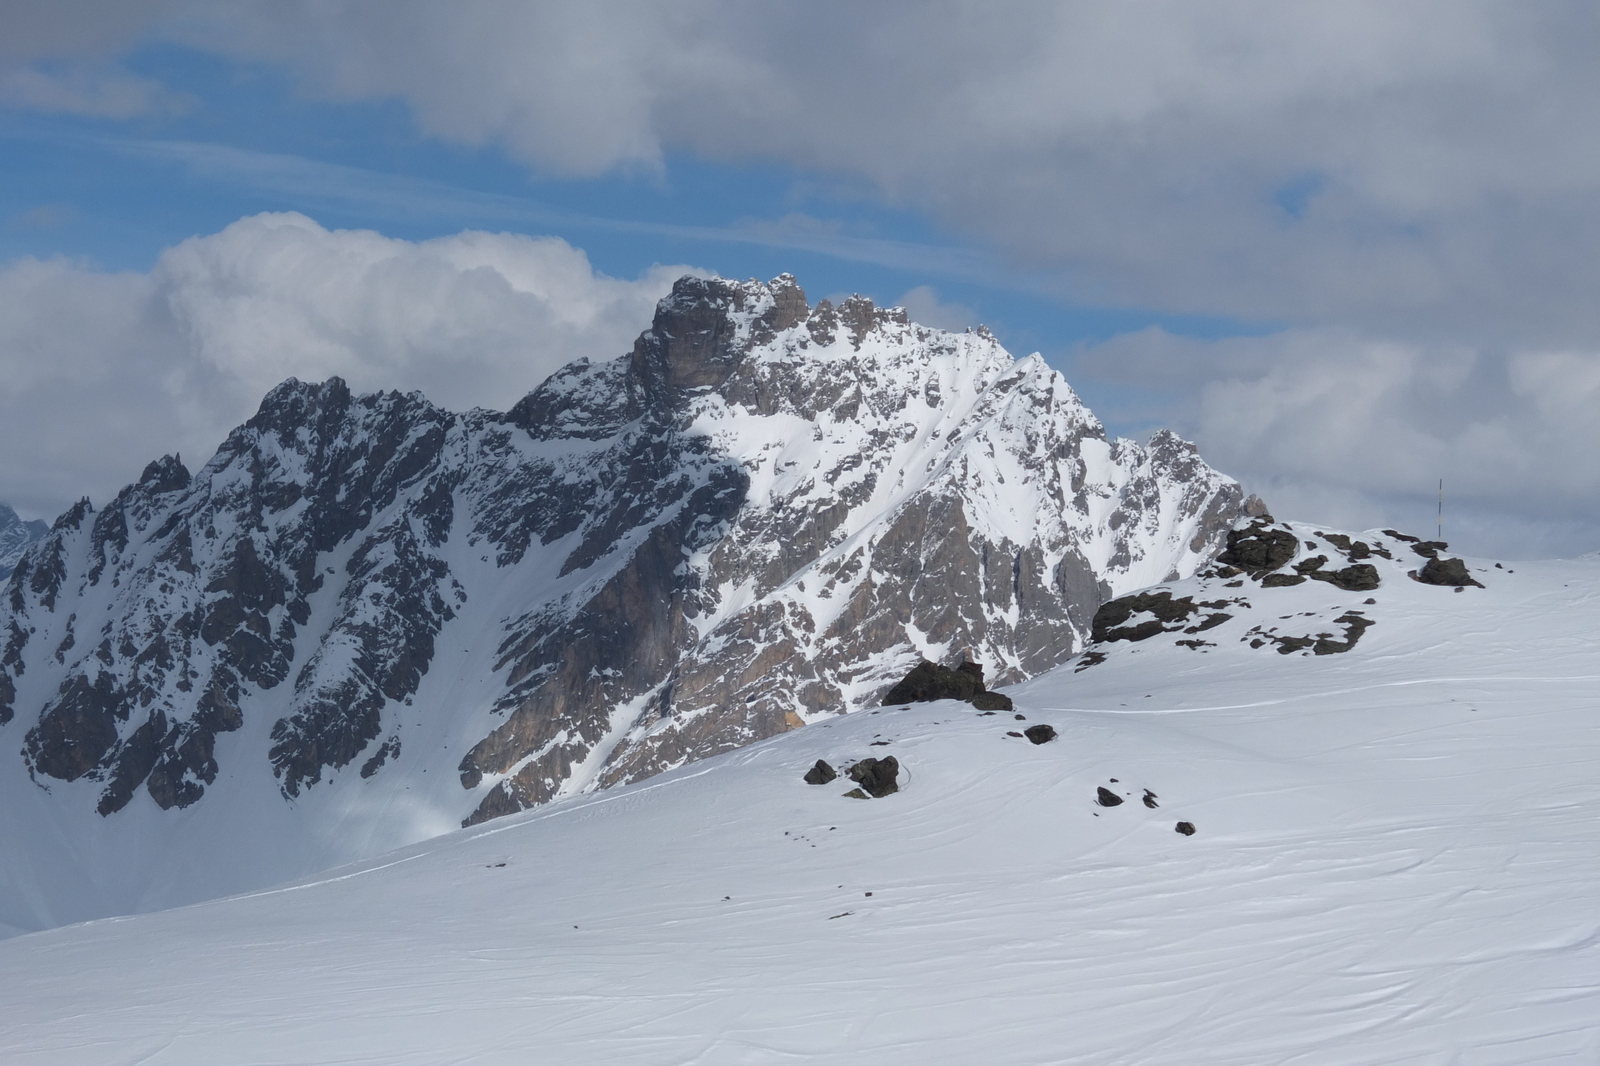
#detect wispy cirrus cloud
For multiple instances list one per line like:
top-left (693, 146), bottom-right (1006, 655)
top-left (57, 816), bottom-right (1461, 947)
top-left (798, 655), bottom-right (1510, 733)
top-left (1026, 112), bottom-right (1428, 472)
top-left (91, 136), bottom-right (999, 282)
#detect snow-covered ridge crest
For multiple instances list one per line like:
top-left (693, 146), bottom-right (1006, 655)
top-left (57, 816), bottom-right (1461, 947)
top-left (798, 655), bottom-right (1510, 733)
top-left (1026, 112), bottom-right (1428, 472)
top-left (0, 273), bottom-right (1247, 932)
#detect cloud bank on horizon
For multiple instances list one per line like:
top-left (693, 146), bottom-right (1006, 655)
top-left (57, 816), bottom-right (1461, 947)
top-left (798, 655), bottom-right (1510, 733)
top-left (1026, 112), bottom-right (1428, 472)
top-left (3, 1), bottom-right (1599, 557)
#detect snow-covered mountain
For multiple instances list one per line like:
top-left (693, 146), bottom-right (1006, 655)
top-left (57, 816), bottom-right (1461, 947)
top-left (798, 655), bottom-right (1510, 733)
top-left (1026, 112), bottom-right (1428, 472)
top-left (2, 517), bottom-right (1593, 1064)
top-left (0, 274), bottom-right (1248, 932)
top-left (0, 503), bottom-right (45, 581)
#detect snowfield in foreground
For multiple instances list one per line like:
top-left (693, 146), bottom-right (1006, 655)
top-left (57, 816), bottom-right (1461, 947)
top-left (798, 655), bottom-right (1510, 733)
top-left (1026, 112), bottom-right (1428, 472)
top-left (1, 528), bottom-right (1596, 1065)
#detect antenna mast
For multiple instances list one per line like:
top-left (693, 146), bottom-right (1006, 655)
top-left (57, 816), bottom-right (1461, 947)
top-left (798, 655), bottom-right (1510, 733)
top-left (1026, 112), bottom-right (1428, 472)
top-left (1438, 479), bottom-right (1443, 541)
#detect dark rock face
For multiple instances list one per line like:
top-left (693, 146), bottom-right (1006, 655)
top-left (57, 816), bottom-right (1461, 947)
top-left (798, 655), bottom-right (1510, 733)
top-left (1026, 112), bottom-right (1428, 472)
top-left (883, 660), bottom-right (986, 704)
top-left (1417, 557), bottom-right (1484, 588)
top-left (0, 273), bottom-right (1246, 834)
top-left (804, 759), bottom-right (837, 785)
top-left (1023, 724), bottom-right (1056, 744)
top-left (847, 756), bottom-right (900, 797)
top-left (24, 672), bottom-right (121, 782)
top-left (1096, 786), bottom-right (1124, 807)
top-left (881, 659), bottom-right (1013, 710)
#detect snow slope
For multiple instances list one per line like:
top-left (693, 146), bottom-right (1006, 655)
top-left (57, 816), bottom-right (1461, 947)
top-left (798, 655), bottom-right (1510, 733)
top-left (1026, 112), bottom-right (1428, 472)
top-left (1, 523), bottom-right (1594, 1065)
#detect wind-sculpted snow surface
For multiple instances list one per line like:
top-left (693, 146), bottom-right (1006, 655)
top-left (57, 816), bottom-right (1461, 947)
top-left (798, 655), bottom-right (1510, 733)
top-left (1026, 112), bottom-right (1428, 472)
top-left (0, 539), bottom-right (1594, 1064)
top-left (0, 274), bottom-right (1245, 931)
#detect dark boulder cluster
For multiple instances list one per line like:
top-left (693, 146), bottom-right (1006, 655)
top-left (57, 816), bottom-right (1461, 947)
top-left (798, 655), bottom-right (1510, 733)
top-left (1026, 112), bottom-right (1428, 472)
top-left (1292, 555), bottom-right (1381, 592)
top-left (1214, 519), bottom-right (1383, 591)
top-left (882, 660), bottom-right (1013, 711)
top-left (802, 755), bottom-right (899, 798)
top-left (1384, 530), bottom-right (1484, 589)
top-left (1093, 781), bottom-right (1196, 835)
top-left (1317, 532), bottom-right (1389, 561)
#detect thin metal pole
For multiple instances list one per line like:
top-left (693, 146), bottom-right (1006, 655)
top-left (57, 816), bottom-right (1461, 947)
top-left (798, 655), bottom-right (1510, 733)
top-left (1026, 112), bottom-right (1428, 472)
top-left (1438, 479), bottom-right (1443, 541)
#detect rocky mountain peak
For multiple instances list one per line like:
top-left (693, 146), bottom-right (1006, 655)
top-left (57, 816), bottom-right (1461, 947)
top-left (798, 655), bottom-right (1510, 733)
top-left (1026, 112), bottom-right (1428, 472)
top-left (0, 503), bottom-right (47, 582)
top-left (0, 272), bottom-right (1251, 928)
top-left (137, 455), bottom-right (191, 495)
top-left (635, 274), bottom-right (813, 393)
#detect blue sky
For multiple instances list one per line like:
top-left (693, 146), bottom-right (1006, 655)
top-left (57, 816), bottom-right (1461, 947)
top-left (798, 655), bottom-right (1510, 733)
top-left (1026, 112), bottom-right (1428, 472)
top-left (3, 3), bottom-right (1600, 557)
top-left (0, 42), bottom-right (1256, 367)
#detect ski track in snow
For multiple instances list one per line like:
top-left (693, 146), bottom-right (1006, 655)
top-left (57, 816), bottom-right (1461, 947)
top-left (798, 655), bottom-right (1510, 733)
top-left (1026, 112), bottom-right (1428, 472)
top-left (0, 548), bottom-right (1597, 1063)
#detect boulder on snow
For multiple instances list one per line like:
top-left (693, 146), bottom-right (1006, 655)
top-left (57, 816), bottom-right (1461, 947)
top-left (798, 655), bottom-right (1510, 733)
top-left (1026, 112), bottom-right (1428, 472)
top-left (1175, 821), bottom-right (1196, 836)
top-left (882, 660), bottom-right (984, 704)
top-left (1023, 724), bottom-right (1057, 745)
top-left (1417, 556), bottom-right (1484, 588)
top-left (1096, 786), bottom-right (1124, 807)
top-left (1142, 789), bottom-right (1159, 808)
top-left (846, 756), bottom-right (900, 797)
top-left (804, 759), bottom-right (837, 785)
top-left (883, 659), bottom-right (1010, 710)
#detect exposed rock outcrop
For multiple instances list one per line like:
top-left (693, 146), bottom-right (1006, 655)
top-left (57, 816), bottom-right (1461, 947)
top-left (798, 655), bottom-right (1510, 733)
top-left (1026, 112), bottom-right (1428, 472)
top-left (881, 659), bottom-right (1013, 711)
top-left (1417, 556), bottom-right (1484, 588)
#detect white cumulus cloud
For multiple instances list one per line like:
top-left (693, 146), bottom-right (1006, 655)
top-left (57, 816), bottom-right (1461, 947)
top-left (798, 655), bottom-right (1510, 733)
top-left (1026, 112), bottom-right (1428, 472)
top-left (0, 213), bottom-right (696, 521)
